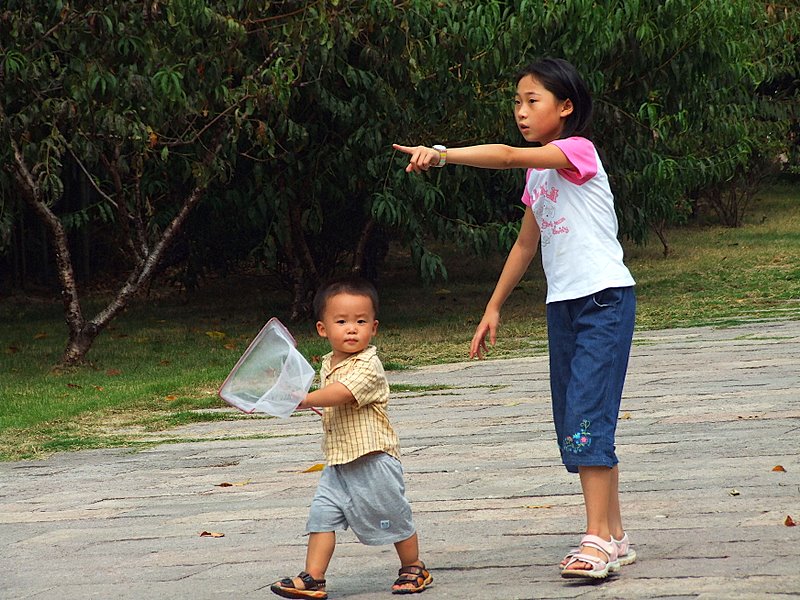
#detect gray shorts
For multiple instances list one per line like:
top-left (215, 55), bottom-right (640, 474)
top-left (306, 452), bottom-right (416, 546)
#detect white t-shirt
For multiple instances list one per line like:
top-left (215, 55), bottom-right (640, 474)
top-left (521, 136), bottom-right (635, 303)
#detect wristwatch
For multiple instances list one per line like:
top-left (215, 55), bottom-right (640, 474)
top-left (432, 144), bottom-right (447, 167)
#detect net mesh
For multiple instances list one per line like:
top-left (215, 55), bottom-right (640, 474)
top-left (218, 318), bottom-right (315, 418)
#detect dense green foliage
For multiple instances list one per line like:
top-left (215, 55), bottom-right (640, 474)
top-left (1, 1), bottom-right (797, 362)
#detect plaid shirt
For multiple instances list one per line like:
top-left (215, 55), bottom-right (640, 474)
top-left (318, 345), bottom-right (400, 466)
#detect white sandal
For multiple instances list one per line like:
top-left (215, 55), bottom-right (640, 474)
top-left (561, 531), bottom-right (636, 568)
top-left (561, 534), bottom-right (619, 579)
top-left (612, 532), bottom-right (637, 566)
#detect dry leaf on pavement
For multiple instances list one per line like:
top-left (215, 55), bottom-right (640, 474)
top-left (199, 531), bottom-right (225, 537)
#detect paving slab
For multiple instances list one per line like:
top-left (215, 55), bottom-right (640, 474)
top-left (1, 319), bottom-right (799, 599)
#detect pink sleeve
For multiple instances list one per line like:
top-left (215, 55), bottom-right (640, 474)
top-left (550, 137), bottom-right (597, 185)
top-left (520, 168), bottom-right (533, 206)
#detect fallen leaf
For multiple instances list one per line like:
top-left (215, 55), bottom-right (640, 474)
top-left (7, 345), bottom-right (19, 354)
top-left (165, 395), bottom-right (178, 401)
top-left (223, 342), bottom-right (237, 350)
top-left (34, 332), bottom-right (48, 339)
top-left (205, 330), bottom-right (227, 340)
top-left (215, 480), bottom-right (251, 488)
top-left (106, 369), bottom-right (121, 376)
top-left (729, 489), bottom-right (740, 496)
top-left (159, 360), bottom-right (171, 366)
top-left (785, 515), bottom-right (796, 527)
top-left (621, 412), bottom-right (632, 420)
top-left (66, 383), bottom-right (81, 389)
top-left (772, 465), bottom-right (786, 472)
top-left (199, 531), bottom-right (224, 537)
top-left (93, 386), bottom-right (105, 391)
top-left (303, 463), bottom-right (325, 473)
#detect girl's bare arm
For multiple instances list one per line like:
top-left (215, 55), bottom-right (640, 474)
top-left (393, 143), bottom-right (572, 172)
top-left (470, 207), bottom-right (541, 359)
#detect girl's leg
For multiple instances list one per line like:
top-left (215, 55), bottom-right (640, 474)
top-left (554, 288), bottom-right (635, 570)
top-left (562, 466), bottom-right (615, 570)
top-left (580, 466), bottom-right (613, 541)
top-left (608, 465), bottom-right (624, 540)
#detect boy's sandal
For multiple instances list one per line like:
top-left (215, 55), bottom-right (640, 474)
top-left (561, 534), bottom-right (619, 580)
top-left (270, 571), bottom-right (328, 599)
top-left (391, 563), bottom-right (433, 595)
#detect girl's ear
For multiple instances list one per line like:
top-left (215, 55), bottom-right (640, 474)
top-left (560, 99), bottom-right (574, 117)
top-left (316, 321), bottom-right (327, 338)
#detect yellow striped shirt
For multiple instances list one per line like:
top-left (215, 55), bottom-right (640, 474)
top-left (319, 345), bottom-right (400, 465)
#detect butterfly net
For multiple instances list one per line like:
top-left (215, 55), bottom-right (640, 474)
top-left (219, 318), bottom-right (315, 418)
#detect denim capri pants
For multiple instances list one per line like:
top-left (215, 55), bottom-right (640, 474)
top-left (306, 451), bottom-right (416, 545)
top-left (546, 286), bottom-right (636, 473)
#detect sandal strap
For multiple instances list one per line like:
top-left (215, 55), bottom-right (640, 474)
top-left (277, 572), bottom-right (325, 591)
top-left (394, 564), bottom-right (429, 585)
top-left (563, 551), bottom-right (606, 571)
top-left (578, 534), bottom-right (616, 561)
top-left (398, 564), bottom-right (426, 576)
top-left (298, 572), bottom-right (325, 589)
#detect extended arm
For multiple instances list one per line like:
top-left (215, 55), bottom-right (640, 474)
top-left (470, 206), bottom-right (541, 359)
top-left (393, 143), bottom-right (572, 172)
top-left (297, 381), bottom-right (355, 409)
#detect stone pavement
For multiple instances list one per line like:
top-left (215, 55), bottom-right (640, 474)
top-left (2, 319), bottom-right (799, 600)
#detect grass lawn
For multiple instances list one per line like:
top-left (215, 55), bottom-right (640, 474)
top-left (1, 180), bottom-right (798, 460)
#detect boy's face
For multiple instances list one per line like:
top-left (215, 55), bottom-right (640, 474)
top-left (316, 293), bottom-right (378, 362)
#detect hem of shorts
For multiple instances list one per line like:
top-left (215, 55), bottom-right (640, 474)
top-left (304, 526), bottom-right (348, 536)
top-left (356, 528), bottom-right (416, 546)
top-left (563, 458), bottom-right (618, 473)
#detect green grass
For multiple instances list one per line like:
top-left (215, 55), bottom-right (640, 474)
top-left (1, 180), bottom-right (798, 460)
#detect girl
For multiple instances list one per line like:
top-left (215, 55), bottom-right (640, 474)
top-left (393, 57), bottom-right (637, 580)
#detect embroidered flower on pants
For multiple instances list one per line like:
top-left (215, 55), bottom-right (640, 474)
top-left (563, 419), bottom-right (592, 454)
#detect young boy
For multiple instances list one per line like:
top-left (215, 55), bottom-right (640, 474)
top-left (270, 276), bottom-right (432, 599)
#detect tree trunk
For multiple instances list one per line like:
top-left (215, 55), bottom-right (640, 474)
top-left (286, 200), bottom-right (319, 321)
top-left (4, 104), bottom-right (221, 365)
top-left (352, 218), bottom-right (375, 276)
top-left (651, 219), bottom-right (670, 258)
top-left (352, 218), bottom-right (388, 282)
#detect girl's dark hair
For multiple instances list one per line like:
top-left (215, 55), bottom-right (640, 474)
top-left (516, 58), bottom-right (593, 139)
top-left (313, 276), bottom-right (380, 321)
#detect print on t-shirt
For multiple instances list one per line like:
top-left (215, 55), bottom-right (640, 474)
top-left (531, 183), bottom-right (569, 247)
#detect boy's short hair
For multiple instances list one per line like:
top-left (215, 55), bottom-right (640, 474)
top-left (313, 276), bottom-right (380, 321)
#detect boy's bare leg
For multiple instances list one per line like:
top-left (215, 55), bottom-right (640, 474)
top-left (279, 531), bottom-right (335, 590)
top-left (392, 533), bottom-right (426, 591)
top-left (304, 532), bottom-right (335, 581)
